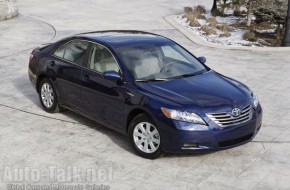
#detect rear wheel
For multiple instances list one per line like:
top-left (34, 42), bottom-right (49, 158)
top-left (39, 78), bottom-right (60, 113)
top-left (128, 114), bottom-right (162, 159)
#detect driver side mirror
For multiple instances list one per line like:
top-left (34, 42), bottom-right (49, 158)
top-left (102, 71), bottom-right (122, 81)
top-left (198, 56), bottom-right (206, 64)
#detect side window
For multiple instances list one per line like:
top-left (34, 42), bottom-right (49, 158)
top-left (53, 40), bottom-right (89, 65)
top-left (161, 46), bottom-right (189, 63)
top-left (53, 45), bottom-right (65, 58)
top-left (64, 41), bottom-right (89, 65)
top-left (88, 43), bottom-right (119, 73)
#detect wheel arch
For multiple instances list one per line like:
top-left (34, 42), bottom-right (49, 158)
top-left (36, 74), bottom-right (47, 93)
top-left (126, 108), bottom-right (152, 133)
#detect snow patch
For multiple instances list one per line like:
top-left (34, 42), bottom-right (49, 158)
top-left (175, 14), bottom-right (258, 47)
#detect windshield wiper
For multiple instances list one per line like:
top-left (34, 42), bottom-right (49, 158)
top-left (167, 71), bottom-right (205, 79)
top-left (136, 78), bottom-right (168, 82)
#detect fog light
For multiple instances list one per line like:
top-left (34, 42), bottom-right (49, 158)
top-left (183, 143), bottom-right (199, 148)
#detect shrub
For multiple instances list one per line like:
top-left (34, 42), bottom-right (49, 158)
top-left (201, 25), bottom-right (217, 35)
top-left (220, 31), bottom-right (232, 37)
top-left (184, 5), bottom-right (206, 21)
top-left (184, 7), bottom-right (193, 15)
top-left (217, 24), bottom-right (232, 32)
top-left (195, 5), bottom-right (206, 15)
top-left (207, 17), bottom-right (219, 28)
top-left (243, 31), bottom-right (257, 42)
top-left (190, 20), bottom-right (201, 27)
top-left (233, 9), bottom-right (242, 16)
top-left (185, 14), bottom-right (196, 24)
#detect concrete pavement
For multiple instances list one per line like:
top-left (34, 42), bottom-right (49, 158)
top-left (0, 0), bottom-right (290, 189)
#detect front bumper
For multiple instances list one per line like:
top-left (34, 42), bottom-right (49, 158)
top-left (157, 105), bottom-right (262, 153)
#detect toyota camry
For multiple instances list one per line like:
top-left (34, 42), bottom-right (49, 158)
top-left (28, 31), bottom-right (262, 159)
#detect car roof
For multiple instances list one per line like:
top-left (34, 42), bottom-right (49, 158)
top-left (75, 30), bottom-right (172, 48)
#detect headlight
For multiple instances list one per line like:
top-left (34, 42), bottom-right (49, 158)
top-left (161, 107), bottom-right (206, 125)
top-left (252, 93), bottom-right (259, 109)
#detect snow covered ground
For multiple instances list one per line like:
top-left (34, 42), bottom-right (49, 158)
top-left (175, 13), bottom-right (268, 47)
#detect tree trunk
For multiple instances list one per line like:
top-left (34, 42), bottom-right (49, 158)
top-left (211, 0), bottom-right (218, 12)
top-left (282, 0), bottom-right (290, 46)
top-left (247, 0), bottom-right (253, 26)
top-left (222, 0), bottom-right (227, 16)
top-left (276, 24), bottom-right (281, 39)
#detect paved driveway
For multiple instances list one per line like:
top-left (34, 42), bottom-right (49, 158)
top-left (0, 0), bottom-right (290, 189)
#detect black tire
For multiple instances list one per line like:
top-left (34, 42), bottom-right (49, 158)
top-left (38, 78), bottom-right (60, 113)
top-left (128, 113), bottom-right (163, 159)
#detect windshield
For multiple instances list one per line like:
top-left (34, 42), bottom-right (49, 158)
top-left (116, 42), bottom-right (208, 81)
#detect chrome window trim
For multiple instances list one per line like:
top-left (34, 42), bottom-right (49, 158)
top-left (51, 39), bottom-right (123, 75)
top-left (86, 41), bottom-right (123, 75)
top-left (52, 39), bottom-right (89, 67)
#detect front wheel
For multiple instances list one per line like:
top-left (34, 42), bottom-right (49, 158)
top-left (38, 78), bottom-right (60, 113)
top-left (128, 114), bottom-right (162, 159)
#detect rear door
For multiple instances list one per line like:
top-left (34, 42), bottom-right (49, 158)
top-left (51, 40), bottom-right (89, 110)
top-left (81, 42), bottom-right (126, 130)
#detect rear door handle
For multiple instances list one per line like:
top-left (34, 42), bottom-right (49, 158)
top-left (50, 61), bottom-right (55, 66)
top-left (82, 75), bottom-right (90, 82)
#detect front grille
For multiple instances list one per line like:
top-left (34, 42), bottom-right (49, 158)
top-left (206, 105), bottom-right (252, 127)
top-left (219, 133), bottom-right (253, 147)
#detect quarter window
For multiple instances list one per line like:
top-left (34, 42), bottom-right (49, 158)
top-left (53, 40), bottom-right (89, 65)
top-left (88, 43), bottom-right (119, 73)
top-left (53, 45), bottom-right (65, 58)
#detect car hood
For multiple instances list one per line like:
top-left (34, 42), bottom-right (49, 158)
top-left (137, 71), bottom-right (251, 109)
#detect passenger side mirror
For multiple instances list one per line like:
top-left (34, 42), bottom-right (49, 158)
top-left (198, 56), bottom-right (206, 64)
top-left (102, 71), bottom-right (122, 81)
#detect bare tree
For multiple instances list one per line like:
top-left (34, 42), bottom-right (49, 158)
top-left (246, 0), bottom-right (253, 26)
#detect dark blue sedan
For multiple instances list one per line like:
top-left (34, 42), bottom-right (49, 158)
top-left (28, 31), bottom-right (262, 159)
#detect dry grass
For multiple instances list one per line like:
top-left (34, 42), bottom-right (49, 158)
top-left (207, 17), bottom-right (218, 28)
top-left (185, 13), bottom-right (197, 26)
top-left (230, 22), bottom-right (275, 31)
top-left (216, 24), bottom-right (232, 32)
top-left (189, 20), bottom-right (201, 27)
top-left (184, 7), bottom-right (193, 15)
top-left (185, 4), bottom-right (281, 46)
top-left (183, 5), bottom-right (206, 24)
top-left (195, 5), bottom-right (206, 15)
top-left (201, 25), bottom-right (217, 35)
top-left (220, 31), bottom-right (231, 37)
top-left (243, 31), bottom-right (257, 42)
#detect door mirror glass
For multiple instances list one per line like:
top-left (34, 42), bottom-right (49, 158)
top-left (102, 71), bottom-right (121, 81)
top-left (198, 56), bottom-right (206, 63)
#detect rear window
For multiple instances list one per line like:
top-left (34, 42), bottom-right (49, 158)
top-left (53, 40), bottom-right (89, 66)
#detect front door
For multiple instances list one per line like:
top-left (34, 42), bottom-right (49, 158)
top-left (81, 43), bottom-right (126, 130)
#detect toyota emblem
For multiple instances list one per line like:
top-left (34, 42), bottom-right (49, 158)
top-left (232, 108), bottom-right (241, 117)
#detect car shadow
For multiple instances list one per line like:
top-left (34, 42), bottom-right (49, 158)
top-left (12, 74), bottom-right (134, 153)
top-left (12, 74), bottom-right (213, 159)
top-left (12, 73), bottom-right (43, 109)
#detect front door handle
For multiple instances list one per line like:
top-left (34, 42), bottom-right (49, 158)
top-left (126, 90), bottom-right (134, 97)
top-left (82, 75), bottom-right (90, 82)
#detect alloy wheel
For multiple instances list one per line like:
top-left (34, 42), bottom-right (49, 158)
top-left (40, 83), bottom-right (54, 108)
top-left (133, 122), bottom-right (160, 153)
